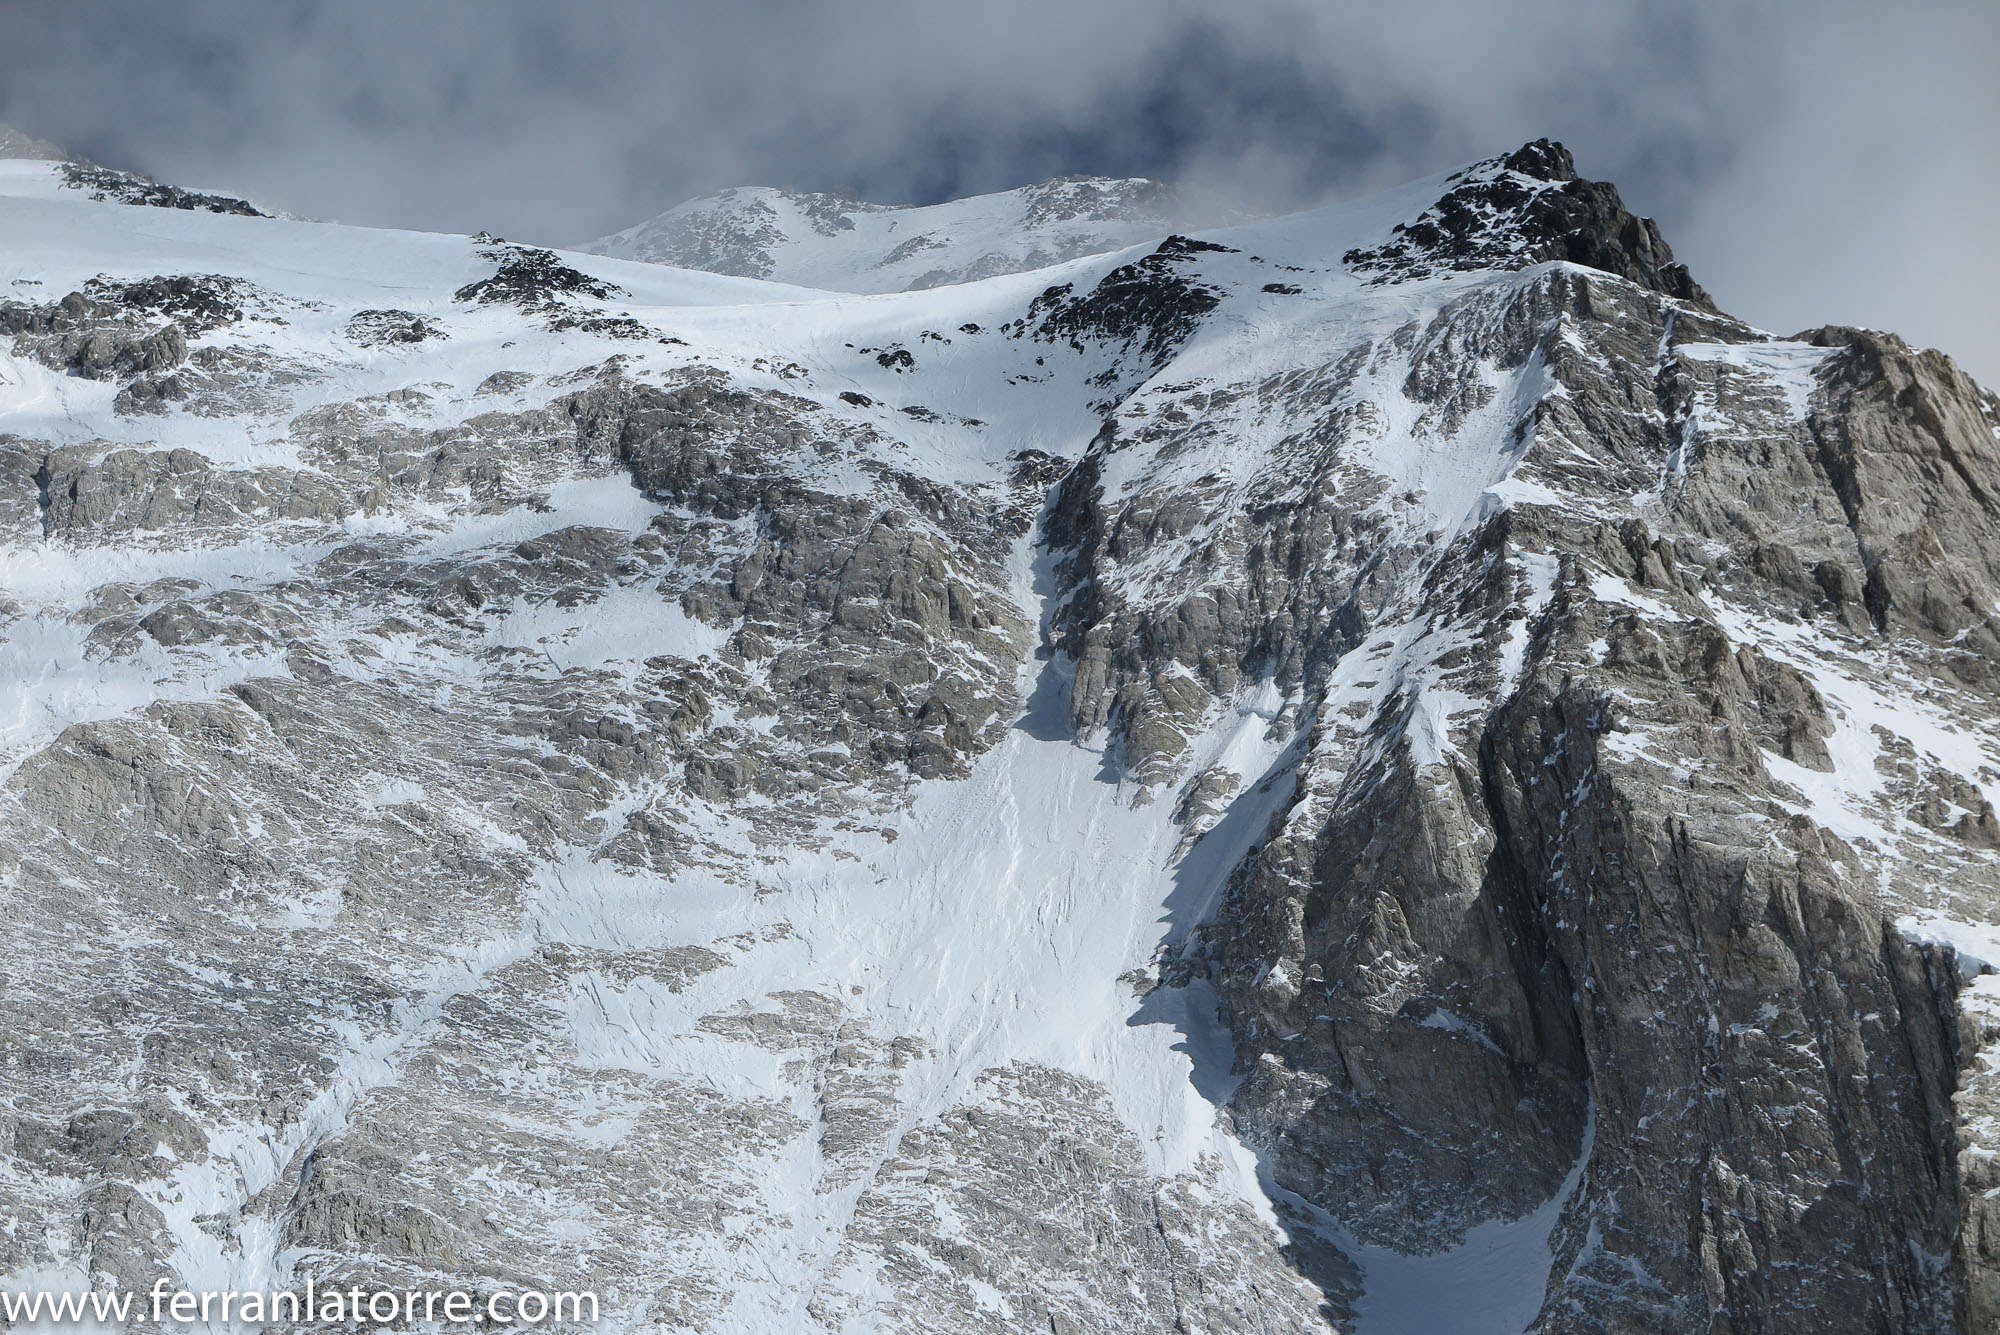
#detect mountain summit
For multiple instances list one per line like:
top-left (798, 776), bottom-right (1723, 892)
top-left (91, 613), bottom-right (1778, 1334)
top-left (1339, 137), bottom-right (1712, 307)
top-left (1, 137), bottom-right (1997, 1333)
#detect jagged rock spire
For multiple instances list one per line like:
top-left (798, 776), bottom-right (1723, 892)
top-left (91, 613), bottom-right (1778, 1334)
top-left (1346, 137), bottom-right (1713, 309)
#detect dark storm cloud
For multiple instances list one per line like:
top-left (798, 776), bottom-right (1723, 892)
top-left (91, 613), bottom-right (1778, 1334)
top-left (2, 0), bottom-right (1994, 380)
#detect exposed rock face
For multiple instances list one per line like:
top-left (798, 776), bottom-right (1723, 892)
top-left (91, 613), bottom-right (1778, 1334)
top-left (1, 138), bottom-right (1997, 1335)
top-left (1036, 248), bottom-right (2000, 1328)
top-left (2, 273), bottom-right (322, 420)
top-left (811, 1063), bottom-right (1338, 1334)
top-left (1023, 235), bottom-right (1236, 384)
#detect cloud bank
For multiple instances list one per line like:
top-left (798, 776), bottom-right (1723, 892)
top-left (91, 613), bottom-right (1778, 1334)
top-left (3, 0), bottom-right (1995, 380)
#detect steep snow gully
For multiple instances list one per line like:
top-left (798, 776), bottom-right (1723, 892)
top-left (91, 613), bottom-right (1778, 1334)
top-left (3, 133), bottom-right (2000, 1333)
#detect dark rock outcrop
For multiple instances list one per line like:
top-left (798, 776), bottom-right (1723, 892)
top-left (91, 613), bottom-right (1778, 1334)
top-left (1346, 138), bottom-right (1713, 309)
top-left (1021, 234), bottom-right (1235, 375)
top-left (57, 160), bottom-right (264, 216)
top-left (454, 245), bottom-right (622, 307)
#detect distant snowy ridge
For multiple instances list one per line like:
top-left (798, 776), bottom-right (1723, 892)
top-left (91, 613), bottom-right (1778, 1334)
top-left (580, 175), bottom-right (1239, 293)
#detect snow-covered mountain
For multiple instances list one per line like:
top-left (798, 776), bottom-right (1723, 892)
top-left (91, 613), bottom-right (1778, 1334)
top-left (579, 176), bottom-right (1222, 292)
top-left (3, 126), bottom-right (1999, 1334)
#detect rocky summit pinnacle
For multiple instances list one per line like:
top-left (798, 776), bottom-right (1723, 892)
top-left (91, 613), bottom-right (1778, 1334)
top-left (1, 136), bottom-right (1998, 1334)
top-left (1342, 137), bottom-right (1711, 307)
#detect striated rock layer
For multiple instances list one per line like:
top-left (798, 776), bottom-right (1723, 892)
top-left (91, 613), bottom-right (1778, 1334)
top-left (1, 134), bottom-right (1997, 1333)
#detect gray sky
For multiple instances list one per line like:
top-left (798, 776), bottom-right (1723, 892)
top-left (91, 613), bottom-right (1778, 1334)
top-left (4, 1), bottom-right (1995, 383)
